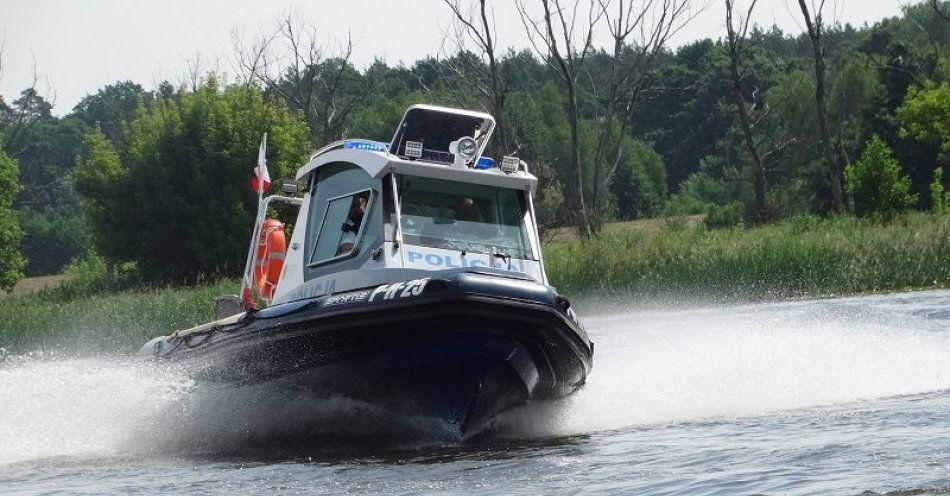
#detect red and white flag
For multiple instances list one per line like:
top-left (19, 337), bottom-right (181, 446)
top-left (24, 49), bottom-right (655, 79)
top-left (250, 133), bottom-right (270, 194)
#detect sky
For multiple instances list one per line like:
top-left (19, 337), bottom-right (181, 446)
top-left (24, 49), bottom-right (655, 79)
top-left (1, 0), bottom-right (907, 115)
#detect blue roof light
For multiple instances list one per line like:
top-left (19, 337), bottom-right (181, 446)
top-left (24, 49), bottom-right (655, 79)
top-left (475, 156), bottom-right (494, 170)
top-left (345, 140), bottom-right (390, 153)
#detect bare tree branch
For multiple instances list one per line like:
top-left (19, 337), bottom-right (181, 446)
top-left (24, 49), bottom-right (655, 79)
top-left (798, 0), bottom-right (844, 211)
top-left (232, 13), bottom-right (367, 145)
top-left (0, 52), bottom-right (47, 158)
top-left (587, 0), bottom-right (704, 230)
top-left (441, 0), bottom-right (513, 151)
top-left (933, 0), bottom-right (950, 21)
top-left (516, 0), bottom-right (606, 236)
top-left (726, 0), bottom-right (769, 221)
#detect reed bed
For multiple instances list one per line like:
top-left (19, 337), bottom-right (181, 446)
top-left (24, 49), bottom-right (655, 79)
top-left (0, 279), bottom-right (238, 355)
top-left (545, 212), bottom-right (950, 304)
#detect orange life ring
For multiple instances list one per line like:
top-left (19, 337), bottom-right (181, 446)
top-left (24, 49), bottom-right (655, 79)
top-left (254, 218), bottom-right (286, 300)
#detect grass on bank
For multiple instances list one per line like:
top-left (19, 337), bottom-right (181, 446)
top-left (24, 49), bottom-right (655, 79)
top-left (1, 211), bottom-right (949, 354)
top-left (546, 212), bottom-right (950, 304)
top-left (0, 274), bottom-right (68, 298)
top-left (0, 278), bottom-right (239, 355)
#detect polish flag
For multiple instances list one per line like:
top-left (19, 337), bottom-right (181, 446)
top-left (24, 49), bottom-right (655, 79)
top-left (250, 133), bottom-right (270, 194)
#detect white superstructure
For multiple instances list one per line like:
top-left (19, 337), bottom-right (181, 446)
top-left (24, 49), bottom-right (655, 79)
top-left (264, 105), bottom-right (547, 306)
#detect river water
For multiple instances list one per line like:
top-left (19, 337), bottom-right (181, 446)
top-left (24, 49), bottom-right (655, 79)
top-left (2, 290), bottom-right (950, 495)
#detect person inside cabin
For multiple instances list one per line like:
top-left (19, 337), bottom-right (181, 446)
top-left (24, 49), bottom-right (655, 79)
top-left (444, 196), bottom-right (494, 248)
top-left (337, 193), bottom-right (368, 255)
top-left (456, 197), bottom-right (482, 223)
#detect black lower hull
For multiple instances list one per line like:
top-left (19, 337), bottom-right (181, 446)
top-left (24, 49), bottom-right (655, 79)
top-left (246, 333), bottom-right (537, 434)
top-left (140, 269), bottom-right (593, 436)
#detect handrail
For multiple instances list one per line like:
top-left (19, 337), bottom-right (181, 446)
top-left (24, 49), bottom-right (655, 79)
top-left (389, 172), bottom-right (408, 268)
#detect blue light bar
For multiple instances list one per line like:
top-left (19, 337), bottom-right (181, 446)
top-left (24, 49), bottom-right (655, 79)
top-left (475, 156), bottom-right (494, 170)
top-left (345, 140), bottom-right (390, 153)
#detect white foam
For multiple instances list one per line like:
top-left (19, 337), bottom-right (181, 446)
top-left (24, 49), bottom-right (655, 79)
top-left (0, 358), bottom-right (192, 465)
top-left (498, 297), bottom-right (950, 437)
top-left (0, 357), bottom-right (460, 465)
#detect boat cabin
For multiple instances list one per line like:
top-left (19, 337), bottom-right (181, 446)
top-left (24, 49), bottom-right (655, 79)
top-left (258, 105), bottom-right (546, 306)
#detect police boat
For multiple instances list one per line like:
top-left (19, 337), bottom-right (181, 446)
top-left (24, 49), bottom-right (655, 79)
top-left (138, 105), bottom-right (593, 436)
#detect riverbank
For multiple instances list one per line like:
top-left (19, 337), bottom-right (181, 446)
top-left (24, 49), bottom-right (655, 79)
top-left (0, 274), bottom-right (68, 299)
top-left (0, 279), bottom-right (239, 355)
top-left (546, 212), bottom-right (950, 305)
top-left (1, 212), bottom-right (948, 354)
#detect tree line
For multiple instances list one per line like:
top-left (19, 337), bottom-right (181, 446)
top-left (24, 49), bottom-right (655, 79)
top-left (0, 0), bottom-right (948, 288)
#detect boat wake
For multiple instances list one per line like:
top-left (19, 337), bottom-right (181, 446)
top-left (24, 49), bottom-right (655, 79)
top-left (495, 291), bottom-right (950, 437)
top-left (0, 355), bottom-right (465, 465)
top-left (0, 356), bottom-right (191, 465)
top-left (2, 291), bottom-right (950, 464)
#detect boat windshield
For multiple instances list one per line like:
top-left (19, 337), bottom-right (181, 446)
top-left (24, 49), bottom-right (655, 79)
top-left (398, 176), bottom-right (533, 259)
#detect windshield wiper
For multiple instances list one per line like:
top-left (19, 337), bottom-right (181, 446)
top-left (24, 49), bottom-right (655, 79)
top-left (492, 251), bottom-right (512, 269)
top-left (454, 247), bottom-right (515, 269)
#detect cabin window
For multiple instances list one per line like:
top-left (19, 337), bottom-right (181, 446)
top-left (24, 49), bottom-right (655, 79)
top-left (305, 163), bottom-right (379, 273)
top-left (398, 176), bottom-right (534, 260)
top-left (309, 190), bottom-right (372, 265)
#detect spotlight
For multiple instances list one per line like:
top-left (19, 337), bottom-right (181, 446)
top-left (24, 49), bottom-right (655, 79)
top-left (449, 136), bottom-right (478, 166)
top-left (500, 155), bottom-right (520, 173)
top-left (404, 140), bottom-right (423, 158)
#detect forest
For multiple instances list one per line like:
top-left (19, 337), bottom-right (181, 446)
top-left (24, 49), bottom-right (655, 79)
top-left (0, 0), bottom-right (948, 288)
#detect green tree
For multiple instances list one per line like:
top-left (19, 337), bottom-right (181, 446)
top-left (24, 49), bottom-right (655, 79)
top-left (72, 125), bottom-right (124, 261)
top-left (9, 115), bottom-right (89, 275)
top-left (71, 81), bottom-right (154, 144)
top-left (898, 82), bottom-right (950, 164)
top-left (664, 154), bottom-right (750, 218)
top-left (503, 85), bottom-right (572, 232)
top-left (0, 146), bottom-right (25, 290)
top-left (610, 139), bottom-right (667, 220)
top-left (74, 80), bottom-right (311, 282)
top-left (628, 40), bottom-right (734, 194)
top-left (17, 207), bottom-right (87, 276)
top-left (845, 135), bottom-right (917, 217)
top-left (0, 88), bottom-right (53, 158)
top-left (830, 59), bottom-right (885, 165)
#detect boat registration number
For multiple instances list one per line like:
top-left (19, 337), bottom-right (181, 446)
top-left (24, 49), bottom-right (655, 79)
top-left (368, 278), bottom-right (430, 303)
